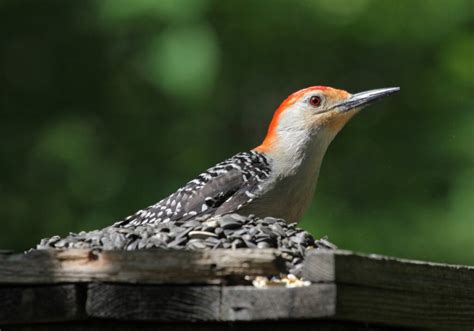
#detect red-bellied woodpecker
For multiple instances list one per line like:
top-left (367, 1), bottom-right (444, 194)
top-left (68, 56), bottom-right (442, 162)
top-left (117, 86), bottom-right (399, 228)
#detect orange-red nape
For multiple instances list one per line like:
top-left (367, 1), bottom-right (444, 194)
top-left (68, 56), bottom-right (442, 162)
top-left (254, 86), bottom-right (337, 153)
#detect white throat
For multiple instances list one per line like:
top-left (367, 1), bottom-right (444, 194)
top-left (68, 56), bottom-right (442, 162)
top-left (251, 126), bottom-right (338, 222)
top-left (267, 122), bottom-right (337, 180)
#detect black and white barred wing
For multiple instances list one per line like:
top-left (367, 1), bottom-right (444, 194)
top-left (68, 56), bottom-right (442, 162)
top-left (115, 151), bottom-right (271, 227)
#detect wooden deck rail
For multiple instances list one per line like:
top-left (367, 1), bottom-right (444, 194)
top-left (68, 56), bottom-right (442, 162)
top-left (0, 249), bottom-right (473, 330)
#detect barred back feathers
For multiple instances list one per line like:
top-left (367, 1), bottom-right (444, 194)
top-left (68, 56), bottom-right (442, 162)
top-left (115, 151), bottom-right (271, 228)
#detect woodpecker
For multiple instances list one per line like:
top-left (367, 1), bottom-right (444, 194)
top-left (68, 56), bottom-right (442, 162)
top-left (116, 86), bottom-right (399, 228)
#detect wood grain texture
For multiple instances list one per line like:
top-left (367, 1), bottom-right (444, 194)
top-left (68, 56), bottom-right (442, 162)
top-left (6, 320), bottom-right (414, 331)
top-left (303, 250), bottom-right (474, 297)
top-left (221, 284), bottom-right (336, 321)
top-left (85, 284), bottom-right (337, 322)
top-left (336, 284), bottom-right (474, 328)
top-left (86, 284), bottom-right (221, 321)
top-left (0, 249), bottom-right (286, 284)
top-left (0, 284), bottom-right (84, 324)
top-left (1, 249), bottom-right (473, 328)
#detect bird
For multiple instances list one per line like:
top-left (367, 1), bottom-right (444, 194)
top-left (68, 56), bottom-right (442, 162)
top-left (116, 86), bottom-right (399, 228)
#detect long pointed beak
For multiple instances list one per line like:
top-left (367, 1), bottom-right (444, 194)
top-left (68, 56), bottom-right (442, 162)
top-left (336, 87), bottom-right (400, 112)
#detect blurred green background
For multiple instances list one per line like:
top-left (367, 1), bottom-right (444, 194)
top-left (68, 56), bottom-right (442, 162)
top-left (0, 0), bottom-right (472, 263)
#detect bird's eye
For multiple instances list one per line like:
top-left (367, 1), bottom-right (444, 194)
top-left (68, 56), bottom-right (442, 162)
top-left (309, 95), bottom-right (322, 107)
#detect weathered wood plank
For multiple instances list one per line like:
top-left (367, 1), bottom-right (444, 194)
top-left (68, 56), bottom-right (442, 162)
top-left (85, 282), bottom-right (474, 327)
top-left (336, 284), bottom-right (474, 328)
top-left (86, 284), bottom-right (221, 321)
top-left (0, 249), bottom-right (286, 284)
top-left (303, 250), bottom-right (474, 297)
top-left (0, 284), bottom-right (84, 324)
top-left (6, 320), bottom-right (415, 331)
top-left (221, 284), bottom-right (336, 321)
top-left (86, 284), bottom-right (336, 322)
top-left (1, 248), bottom-right (472, 328)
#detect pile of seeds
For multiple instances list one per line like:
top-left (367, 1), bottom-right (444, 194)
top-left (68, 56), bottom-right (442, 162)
top-left (36, 214), bottom-right (336, 275)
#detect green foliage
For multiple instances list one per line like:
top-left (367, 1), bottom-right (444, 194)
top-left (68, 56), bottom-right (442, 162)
top-left (0, 0), bottom-right (472, 263)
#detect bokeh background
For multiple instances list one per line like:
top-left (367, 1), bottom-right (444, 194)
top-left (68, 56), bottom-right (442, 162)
top-left (0, 0), bottom-right (472, 263)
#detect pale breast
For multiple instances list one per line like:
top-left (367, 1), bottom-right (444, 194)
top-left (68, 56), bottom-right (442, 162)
top-left (238, 157), bottom-right (322, 223)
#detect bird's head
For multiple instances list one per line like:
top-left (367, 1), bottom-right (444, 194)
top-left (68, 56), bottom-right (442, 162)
top-left (255, 86), bottom-right (399, 154)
